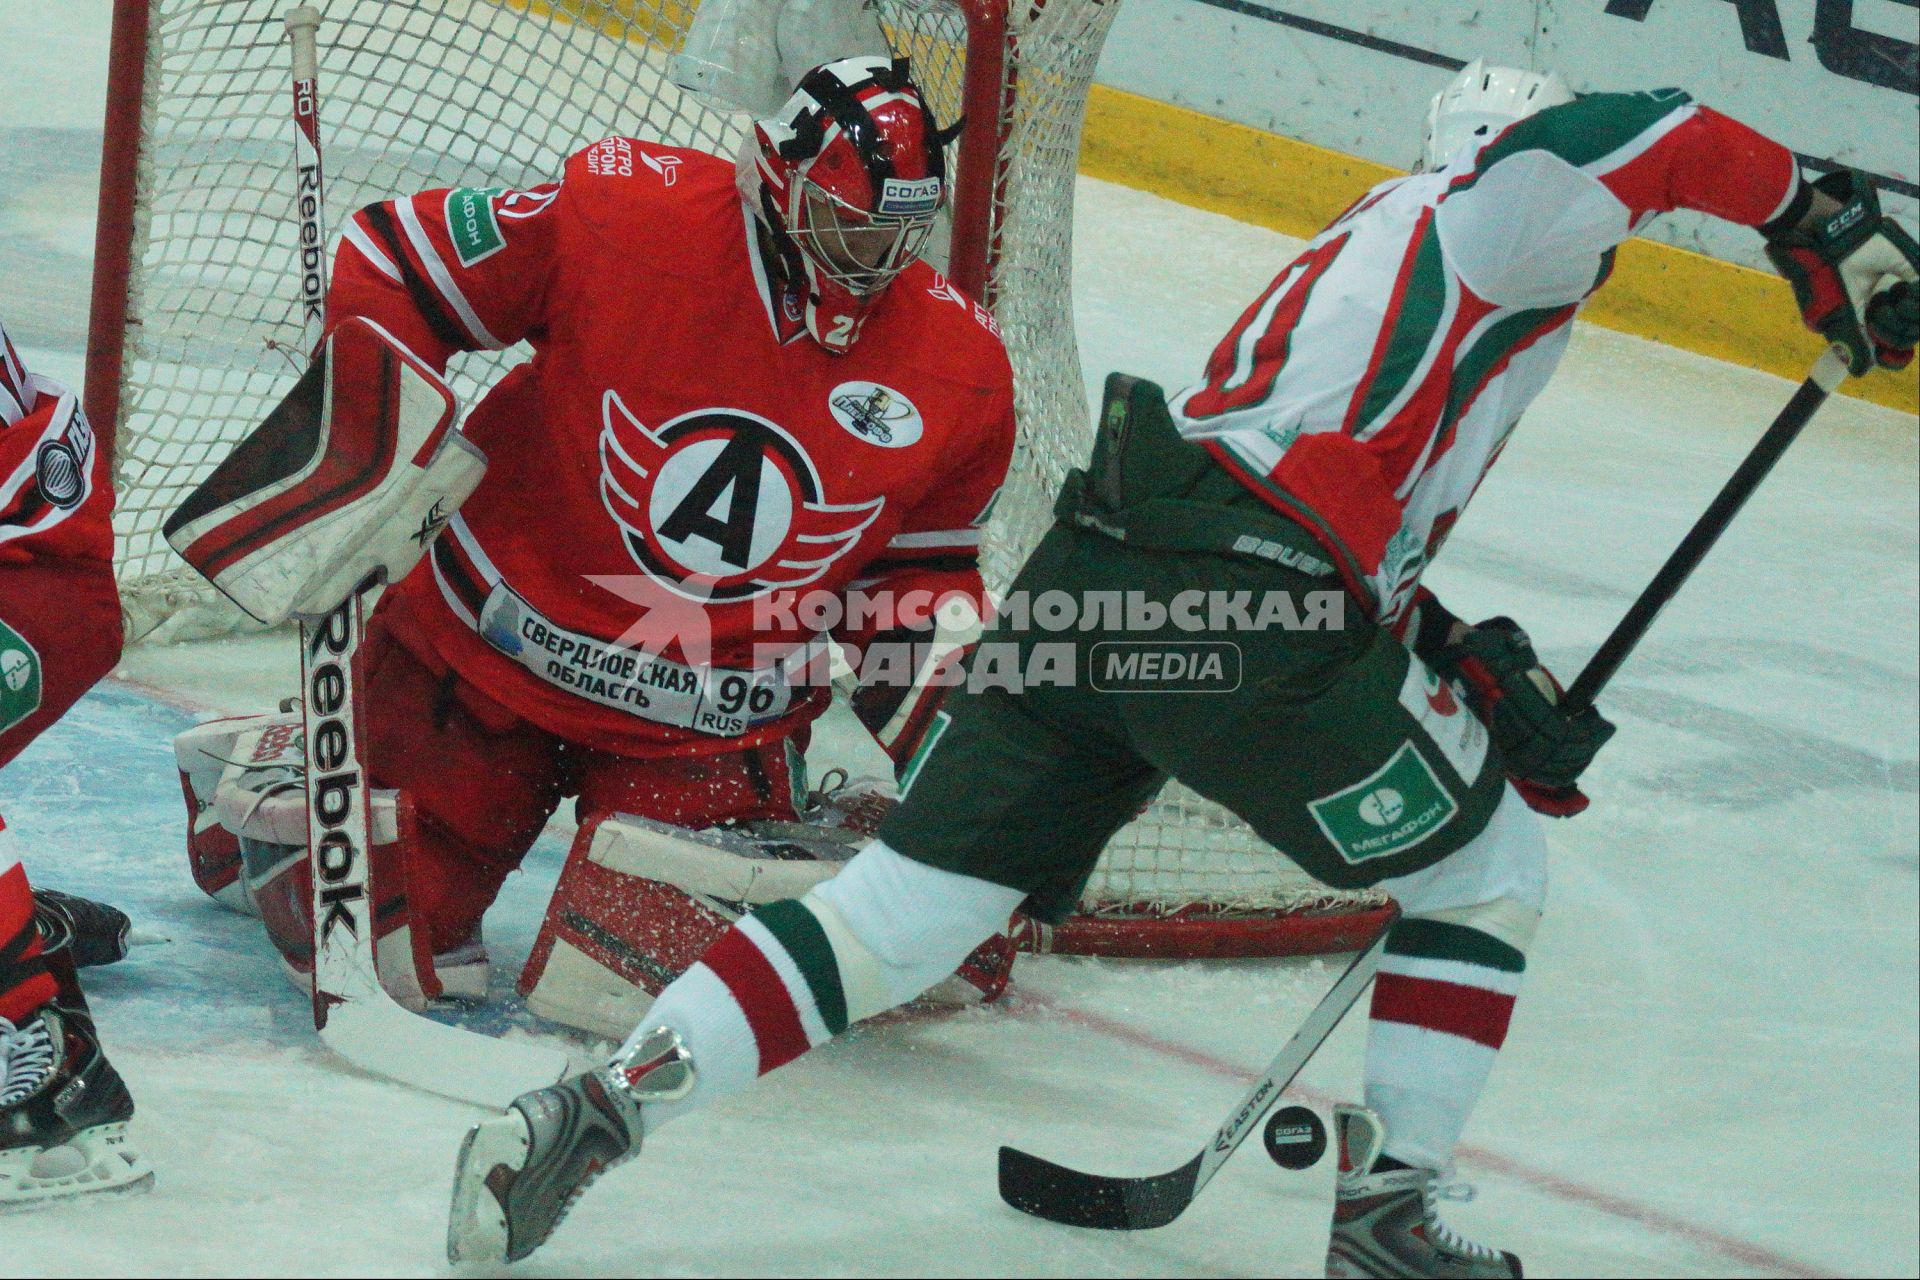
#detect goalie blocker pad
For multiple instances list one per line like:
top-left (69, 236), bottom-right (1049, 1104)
top-left (520, 811), bottom-right (1015, 1041)
top-left (174, 710), bottom-right (455, 1008)
top-left (163, 317), bottom-right (486, 625)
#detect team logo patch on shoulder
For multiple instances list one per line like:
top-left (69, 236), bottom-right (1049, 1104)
top-left (446, 187), bottom-right (507, 266)
top-left (0, 618), bottom-right (41, 735)
top-left (34, 440), bottom-right (84, 509)
top-left (599, 391), bottom-right (883, 603)
top-left (827, 382), bottom-right (923, 448)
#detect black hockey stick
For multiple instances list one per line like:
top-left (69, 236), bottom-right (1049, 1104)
top-left (998, 346), bottom-right (1854, 1232)
top-left (998, 919), bottom-right (1393, 1229)
top-left (1561, 344), bottom-right (1850, 712)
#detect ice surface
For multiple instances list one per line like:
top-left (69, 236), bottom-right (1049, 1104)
top-left (1, 7), bottom-right (1915, 1275)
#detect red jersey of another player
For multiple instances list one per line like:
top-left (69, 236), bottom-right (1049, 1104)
top-left (0, 323), bottom-right (112, 569)
top-left (0, 319), bottom-right (121, 772)
top-left (328, 140), bottom-right (1015, 758)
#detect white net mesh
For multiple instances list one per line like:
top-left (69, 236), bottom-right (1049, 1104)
top-left (106, 0), bottom-right (1380, 922)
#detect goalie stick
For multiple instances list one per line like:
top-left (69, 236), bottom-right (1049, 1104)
top-left (1000, 345), bottom-right (1854, 1231)
top-left (282, 6), bottom-right (568, 1107)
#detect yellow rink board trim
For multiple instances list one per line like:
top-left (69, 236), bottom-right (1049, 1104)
top-left (1080, 85), bottom-right (1916, 414)
top-left (501, 0), bottom-right (690, 49)
top-left (486, 5), bottom-right (1909, 413)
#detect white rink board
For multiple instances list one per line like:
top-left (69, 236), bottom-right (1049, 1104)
top-left (1098, 0), bottom-right (1918, 271)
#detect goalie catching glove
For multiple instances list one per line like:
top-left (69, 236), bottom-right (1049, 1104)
top-left (1412, 599), bottom-right (1614, 817)
top-left (1763, 170), bottom-right (1920, 376)
top-left (163, 317), bottom-right (486, 624)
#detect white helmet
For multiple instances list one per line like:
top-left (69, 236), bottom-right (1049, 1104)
top-left (1418, 58), bottom-right (1574, 173)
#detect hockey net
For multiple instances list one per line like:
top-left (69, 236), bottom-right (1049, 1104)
top-left (89, 0), bottom-right (1389, 957)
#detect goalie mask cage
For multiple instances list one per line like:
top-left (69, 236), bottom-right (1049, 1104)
top-left (88, 0), bottom-right (1389, 959)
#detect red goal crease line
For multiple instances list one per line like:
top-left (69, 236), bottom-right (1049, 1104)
top-left (1014, 992), bottom-right (1839, 1280)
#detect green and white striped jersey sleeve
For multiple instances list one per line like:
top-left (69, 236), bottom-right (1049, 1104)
top-left (1433, 91), bottom-right (1800, 309)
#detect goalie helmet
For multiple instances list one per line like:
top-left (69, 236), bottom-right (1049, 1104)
top-left (739, 55), bottom-right (956, 354)
top-left (1418, 58), bottom-right (1574, 173)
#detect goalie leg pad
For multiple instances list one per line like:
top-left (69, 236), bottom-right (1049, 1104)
top-left (174, 710), bottom-right (301, 914)
top-left (520, 823), bottom-right (1020, 1041)
top-left (176, 704), bottom-right (448, 1007)
top-left (171, 672), bottom-right (526, 1009)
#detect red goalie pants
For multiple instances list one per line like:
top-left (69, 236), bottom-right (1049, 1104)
top-left (0, 556), bottom-right (123, 1023)
top-left (360, 614), bottom-right (803, 957)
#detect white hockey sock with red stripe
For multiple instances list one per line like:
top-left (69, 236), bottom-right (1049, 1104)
top-left (622, 840), bottom-right (1024, 1130)
top-left (1365, 785), bottom-right (1546, 1170)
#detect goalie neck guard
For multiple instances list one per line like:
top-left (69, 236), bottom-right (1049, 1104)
top-left (739, 55), bottom-right (959, 354)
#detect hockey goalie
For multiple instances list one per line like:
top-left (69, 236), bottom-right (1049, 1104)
top-left (173, 56), bottom-right (1018, 1027)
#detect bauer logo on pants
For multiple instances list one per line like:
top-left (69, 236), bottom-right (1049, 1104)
top-left (1307, 741), bottom-right (1456, 864)
top-left (0, 619), bottom-right (42, 735)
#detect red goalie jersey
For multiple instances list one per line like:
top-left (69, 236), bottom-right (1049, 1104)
top-left (328, 139), bottom-right (1016, 762)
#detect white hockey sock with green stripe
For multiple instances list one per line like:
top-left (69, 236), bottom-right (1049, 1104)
top-left (624, 841), bottom-right (1025, 1130)
top-left (1367, 785), bottom-right (1547, 1170)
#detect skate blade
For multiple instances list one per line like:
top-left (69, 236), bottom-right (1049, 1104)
top-left (447, 1111), bottom-right (531, 1263)
top-left (0, 1122), bottom-right (156, 1213)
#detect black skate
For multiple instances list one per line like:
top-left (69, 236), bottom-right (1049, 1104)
top-left (31, 889), bottom-right (132, 969)
top-left (447, 1026), bottom-right (693, 1263)
top-left (1325, 1105), bottom-right (1519, 1279)
top-left (0, 978), bottom-right (153, 1211)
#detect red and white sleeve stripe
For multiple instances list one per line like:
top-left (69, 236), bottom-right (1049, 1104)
top-left (0, 319), bottom-right (35, 427)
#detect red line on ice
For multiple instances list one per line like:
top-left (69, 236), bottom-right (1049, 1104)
top-left (1017, 992), bottom-right (1833, 1280)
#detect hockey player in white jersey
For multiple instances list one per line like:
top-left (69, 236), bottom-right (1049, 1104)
top-left (446, 65), bottom-right (1920, 1275)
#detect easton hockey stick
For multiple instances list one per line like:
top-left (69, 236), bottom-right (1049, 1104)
top-left (999, 919), bottom-right (1393, 1229)
top-left (1561, 343), bottom-right (1850, 712)
top-left (999, 346), bottom-right (1853, 1230)
top-left (283, 6), bottom-right (569, 1107)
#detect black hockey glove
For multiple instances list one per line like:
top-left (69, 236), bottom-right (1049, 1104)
top-left (1429, 618), bottom-right (1616, 817)
top-left (1763, 170), bottom-right (1920, 376)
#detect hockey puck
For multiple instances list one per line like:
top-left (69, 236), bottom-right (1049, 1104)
top-left (1262, 1105), bottom-right (1327, 1170)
